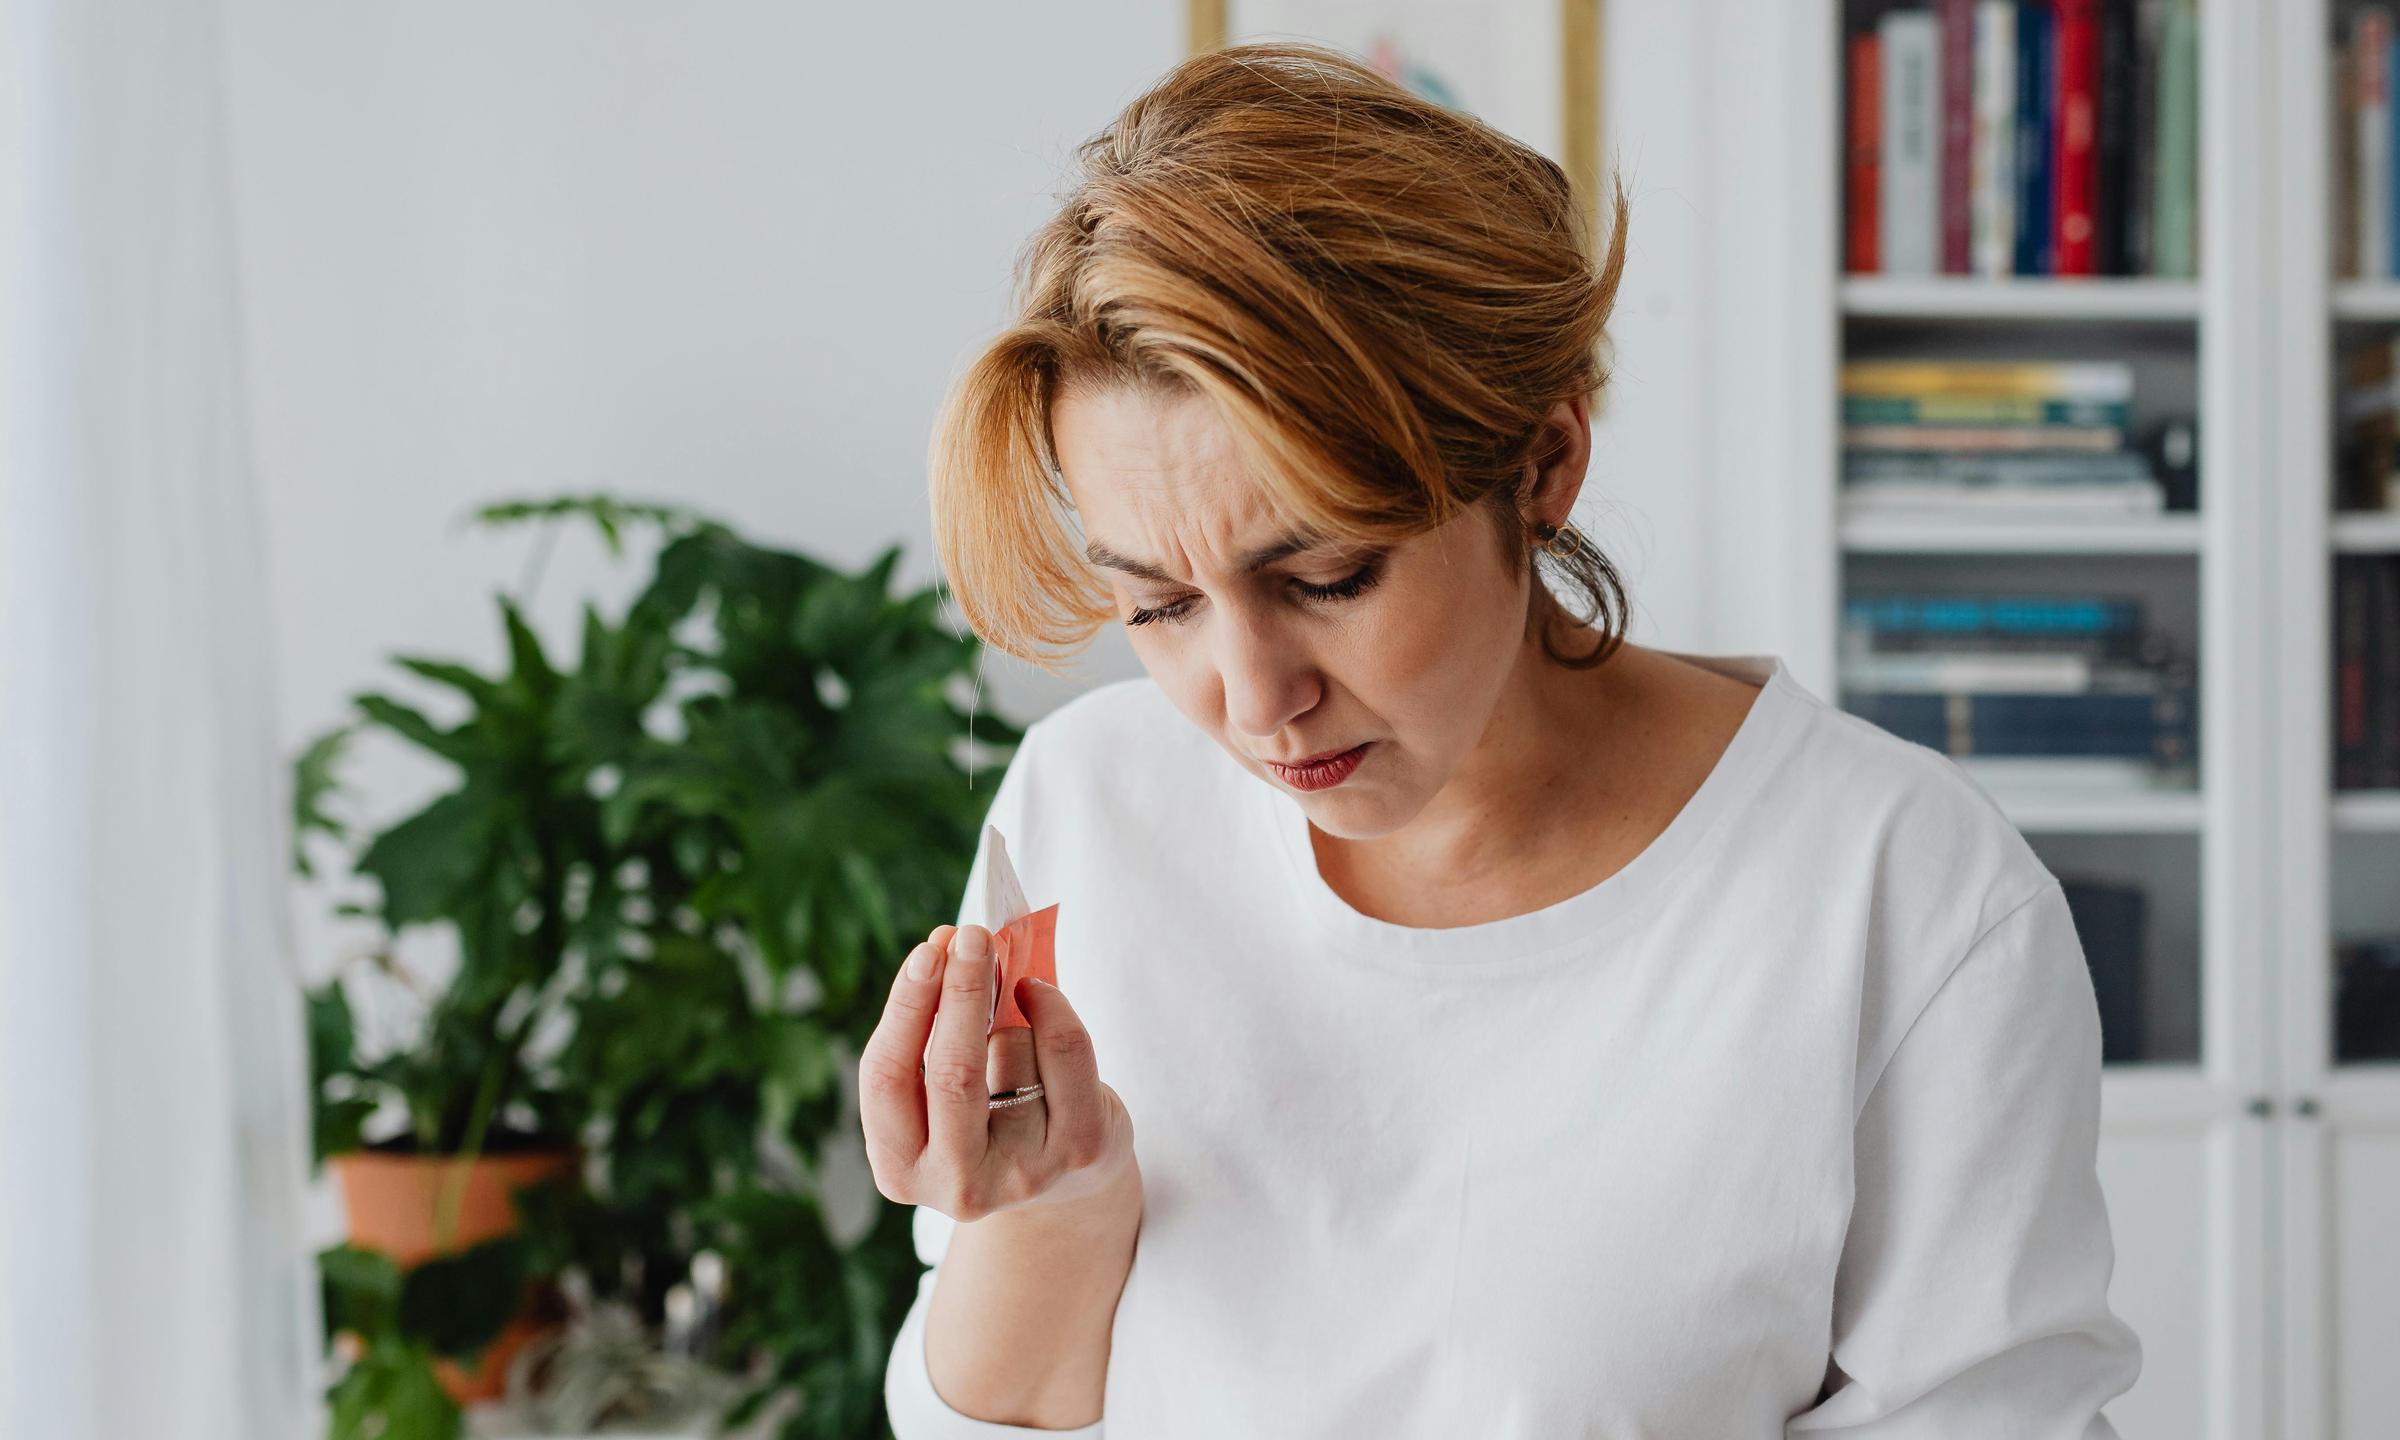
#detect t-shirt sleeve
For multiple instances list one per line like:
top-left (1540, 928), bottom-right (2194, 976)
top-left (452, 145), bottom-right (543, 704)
top-left (1786, 881), bottom-right (2144, 1438)
top-left (882, 722), bottom-right (1109, 1438)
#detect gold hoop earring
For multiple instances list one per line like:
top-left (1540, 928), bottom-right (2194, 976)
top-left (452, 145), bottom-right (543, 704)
top-left (1533, 520), bottom-right (1583, 560)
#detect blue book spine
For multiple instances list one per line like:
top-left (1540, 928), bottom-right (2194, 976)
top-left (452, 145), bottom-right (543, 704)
top-left (1843, 594), bottom-right (2143, 637)
top-left (1843, 689), bottom-right (2194, 761)
top-left (2015, 1), bottom-right (2054, 274)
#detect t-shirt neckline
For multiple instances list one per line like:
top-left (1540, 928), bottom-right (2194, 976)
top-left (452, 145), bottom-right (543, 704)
top-left (1256, 651), bottom-right (1808, 967)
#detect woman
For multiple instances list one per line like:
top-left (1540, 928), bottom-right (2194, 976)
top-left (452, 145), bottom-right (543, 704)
top-left (860, 42), bottom-right (2141, 1438)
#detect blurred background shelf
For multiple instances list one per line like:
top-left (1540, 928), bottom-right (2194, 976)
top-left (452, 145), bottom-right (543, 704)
top-left (1839, 511), bottom-right (2204, 554)
top-left (2333, 790), bottom-right (2400, 832)
top-left (2333, 281), bottom-right (2400, 322)
top-left (1984, 784), bottom-right (2207, 835)
top-left (2332, 512), bottom-right (2400, 551)
top-left (1841, 276), bottom-right (2202, 322)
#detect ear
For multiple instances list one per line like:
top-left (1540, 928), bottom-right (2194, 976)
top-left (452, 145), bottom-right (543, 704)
top-left (1521, 395), bottom-right (1593, 528)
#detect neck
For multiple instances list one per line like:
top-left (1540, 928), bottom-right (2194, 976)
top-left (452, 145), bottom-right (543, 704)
top-left (1339, 607), bottom-right (1634, 900)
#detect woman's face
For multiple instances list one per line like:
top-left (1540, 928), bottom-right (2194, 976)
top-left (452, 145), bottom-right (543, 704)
top-left (1049, 384), bottom-right (1541, 840)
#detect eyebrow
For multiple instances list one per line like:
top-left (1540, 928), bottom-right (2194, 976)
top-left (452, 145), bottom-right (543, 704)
top-left (1083, 532), bottom-right (1329, 585)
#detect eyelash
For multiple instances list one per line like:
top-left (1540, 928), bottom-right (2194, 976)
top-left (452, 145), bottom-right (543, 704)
top-left (1125, 561), bottom-right (1383, 628)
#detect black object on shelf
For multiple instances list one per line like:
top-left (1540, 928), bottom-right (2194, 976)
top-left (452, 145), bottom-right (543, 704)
top-left (2336, 939), bottom-right (2400, 1063)
top-left (2061, 877), bottom-right (2149, 1064)
top-left (2135, 412), bottom-right (2200, 511)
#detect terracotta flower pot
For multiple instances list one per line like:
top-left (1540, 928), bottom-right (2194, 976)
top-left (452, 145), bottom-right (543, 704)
top-left (333, 1149), bottom-right (578, 1403)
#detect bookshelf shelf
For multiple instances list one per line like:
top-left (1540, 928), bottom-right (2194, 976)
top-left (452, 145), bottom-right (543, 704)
top-left (1993, 786), bottom-right (2207, 834)
top-left (2331, 281), bottom-right (2400, 321)
top-left (2331, 512), bottom-right (2400, 551)
top-left (1839, 276), bottom-right (2202, 322)
top-left (2332, 789), bottom-right (2400, 831)
top-left (1838, 510), bottom-right (2204, 553)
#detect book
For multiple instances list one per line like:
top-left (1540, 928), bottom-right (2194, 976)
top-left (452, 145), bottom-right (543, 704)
top-left (2378, 559), bottom-right (2400, 788)
top-left (1882, 9), bottom-right (1943, 275)
top-left (1843, 687), bottom-right (2196, 763)
top-left (1848, 31), bottom-right (1882, 273)
top-left (1843, 448), bottom-right (2155, 483)
top-left (1843, 393), bottom-right (2131, 427)
top-left (1972, 2), bottom-right (2020, 276)
top-left (2336, 939), bottom-right (2400, 1062)
top-left (2016, 0), bottom-right (2057, 274)
top-left (2336, 34), bottom-right (2359, 279)
top-left (2337, 557), bottom-right (2374, 790)
top-left (2053, 0), bottom-right (2101, 274)
top-left (2149, 0), bottom-right (2198, 276)
top-left (1844, 592), bottom-right (2175, 668)
top-left (1846, 592), bottom-right (2145, 637)
top-left (1842, 357), bottom-right (2135, 400)
top-left (2371, 11), bottom-right (2396, 279)
top-left (2128, 0), bottom-right (2165, 272)
top-left (1843, 651), bottom-right (2100, 693)
top-left (1841, 479), bottom-right (2165, 515)
top-left (2095, 0), bottom-right (2135, 274)
top-left (1941, 0), bottom-right (1978, 272)
top-left (1842, 423), bottom-right (2125, 452)
top-left (2059, 878), bottom-right (2148, 1063)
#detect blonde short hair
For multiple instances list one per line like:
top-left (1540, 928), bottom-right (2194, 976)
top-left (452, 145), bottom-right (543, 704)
top-left (929, 41), bottom-right (1632, 672)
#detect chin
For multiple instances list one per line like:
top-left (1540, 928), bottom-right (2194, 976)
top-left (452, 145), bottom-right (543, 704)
top-left (1290, 786), bottom-right (1412, 841)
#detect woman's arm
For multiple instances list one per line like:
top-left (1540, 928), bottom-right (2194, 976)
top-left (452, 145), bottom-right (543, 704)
top-left (1786, 881), bottom-right (2142, 1438)
top-left (922, 1159), bottom-right (1142, 1428)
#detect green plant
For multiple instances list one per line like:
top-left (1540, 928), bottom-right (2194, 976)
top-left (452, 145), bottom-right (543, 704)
top-left (300, 497), bottom-right (1022, 1438)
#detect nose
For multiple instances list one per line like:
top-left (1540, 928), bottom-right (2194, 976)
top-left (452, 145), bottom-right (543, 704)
top-left (1213, 600), bottom-right (1319, 742)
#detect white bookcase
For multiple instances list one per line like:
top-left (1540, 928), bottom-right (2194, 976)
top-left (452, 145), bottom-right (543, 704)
top-left (1743, 3), bottom-right (2400, 1436)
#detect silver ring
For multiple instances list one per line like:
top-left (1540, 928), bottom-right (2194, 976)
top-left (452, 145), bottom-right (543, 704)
top-left (988, 1083), bottom-right (1046, 1111)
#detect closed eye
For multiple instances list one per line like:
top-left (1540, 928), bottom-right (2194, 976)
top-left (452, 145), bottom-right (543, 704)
top-left (1125, 560), bottom-right (1384, 628)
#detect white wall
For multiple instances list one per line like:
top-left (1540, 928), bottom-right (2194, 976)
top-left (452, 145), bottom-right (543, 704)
top-left (218, 0), bottom-right (1197, 733)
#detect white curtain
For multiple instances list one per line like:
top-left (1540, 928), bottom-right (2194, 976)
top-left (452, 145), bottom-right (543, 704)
top-left (0, 1), bottom-right (316, 1436)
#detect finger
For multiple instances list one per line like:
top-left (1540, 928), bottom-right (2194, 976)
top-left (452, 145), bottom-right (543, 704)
top-left (924, 923), bottom-right (999, 1161)
top-left (988, 1021), bottom-right (1040, 1099)
top-left (857, 937), bottom-right (948, 1183)
top-left (1018, 977), bottom-right (1108, 1167)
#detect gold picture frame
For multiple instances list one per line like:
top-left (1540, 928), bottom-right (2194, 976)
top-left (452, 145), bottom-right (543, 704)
top-left (1189, 0), bottom-right (1606, 231)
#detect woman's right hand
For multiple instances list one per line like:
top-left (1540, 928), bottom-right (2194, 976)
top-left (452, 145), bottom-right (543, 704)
top-left (859, 922), bottom-right (1138, 1223)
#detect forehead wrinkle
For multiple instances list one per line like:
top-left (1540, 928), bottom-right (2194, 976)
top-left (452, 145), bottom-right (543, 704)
top-left (1059, 384), bottom-right (1332, 587)
top-left (1084, 477), bottom-right (1329, 586)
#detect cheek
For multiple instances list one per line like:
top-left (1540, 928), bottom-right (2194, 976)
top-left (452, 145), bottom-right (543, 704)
top-left (1348, 552), bottom-right (1523, 715)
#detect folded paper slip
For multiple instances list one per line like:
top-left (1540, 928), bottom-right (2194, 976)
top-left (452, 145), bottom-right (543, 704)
top-left (981, 823), bottom-right (1058, 1033)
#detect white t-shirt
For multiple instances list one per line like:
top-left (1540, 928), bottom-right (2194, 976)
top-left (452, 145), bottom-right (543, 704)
top-left (884, 650), bottom-right (2142, 1438)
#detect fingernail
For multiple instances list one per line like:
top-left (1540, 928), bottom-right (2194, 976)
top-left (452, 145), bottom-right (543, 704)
top-left (957, 927), bottom-right (990, 967)
top-left (905, 942), bottom-right (937, 981)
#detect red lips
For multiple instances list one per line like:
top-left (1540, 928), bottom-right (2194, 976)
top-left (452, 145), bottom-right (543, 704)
top-left (1263, 741), bottom-right (1371, 792)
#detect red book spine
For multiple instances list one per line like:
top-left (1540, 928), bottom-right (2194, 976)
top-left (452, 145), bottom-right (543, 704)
top-left (2053, 0), bottom-right (2101, 275)
top-left (1848, 32), bottom-right (1882, 273)
top-left (1939, 0), bottom-right (1977, 272)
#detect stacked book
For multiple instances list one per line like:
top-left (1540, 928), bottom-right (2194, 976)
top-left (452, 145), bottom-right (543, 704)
top-left (1841, 591), bottom-right (2197, 787)
top-left (1847, 0), bottom-right (2199, 279)
top-left (2333, 555), bottom-right (2400, 790)
top-left (1841, 359), bottom-right (2169, 516)
top-left (2336, 334), bottom-right (2400, 512)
